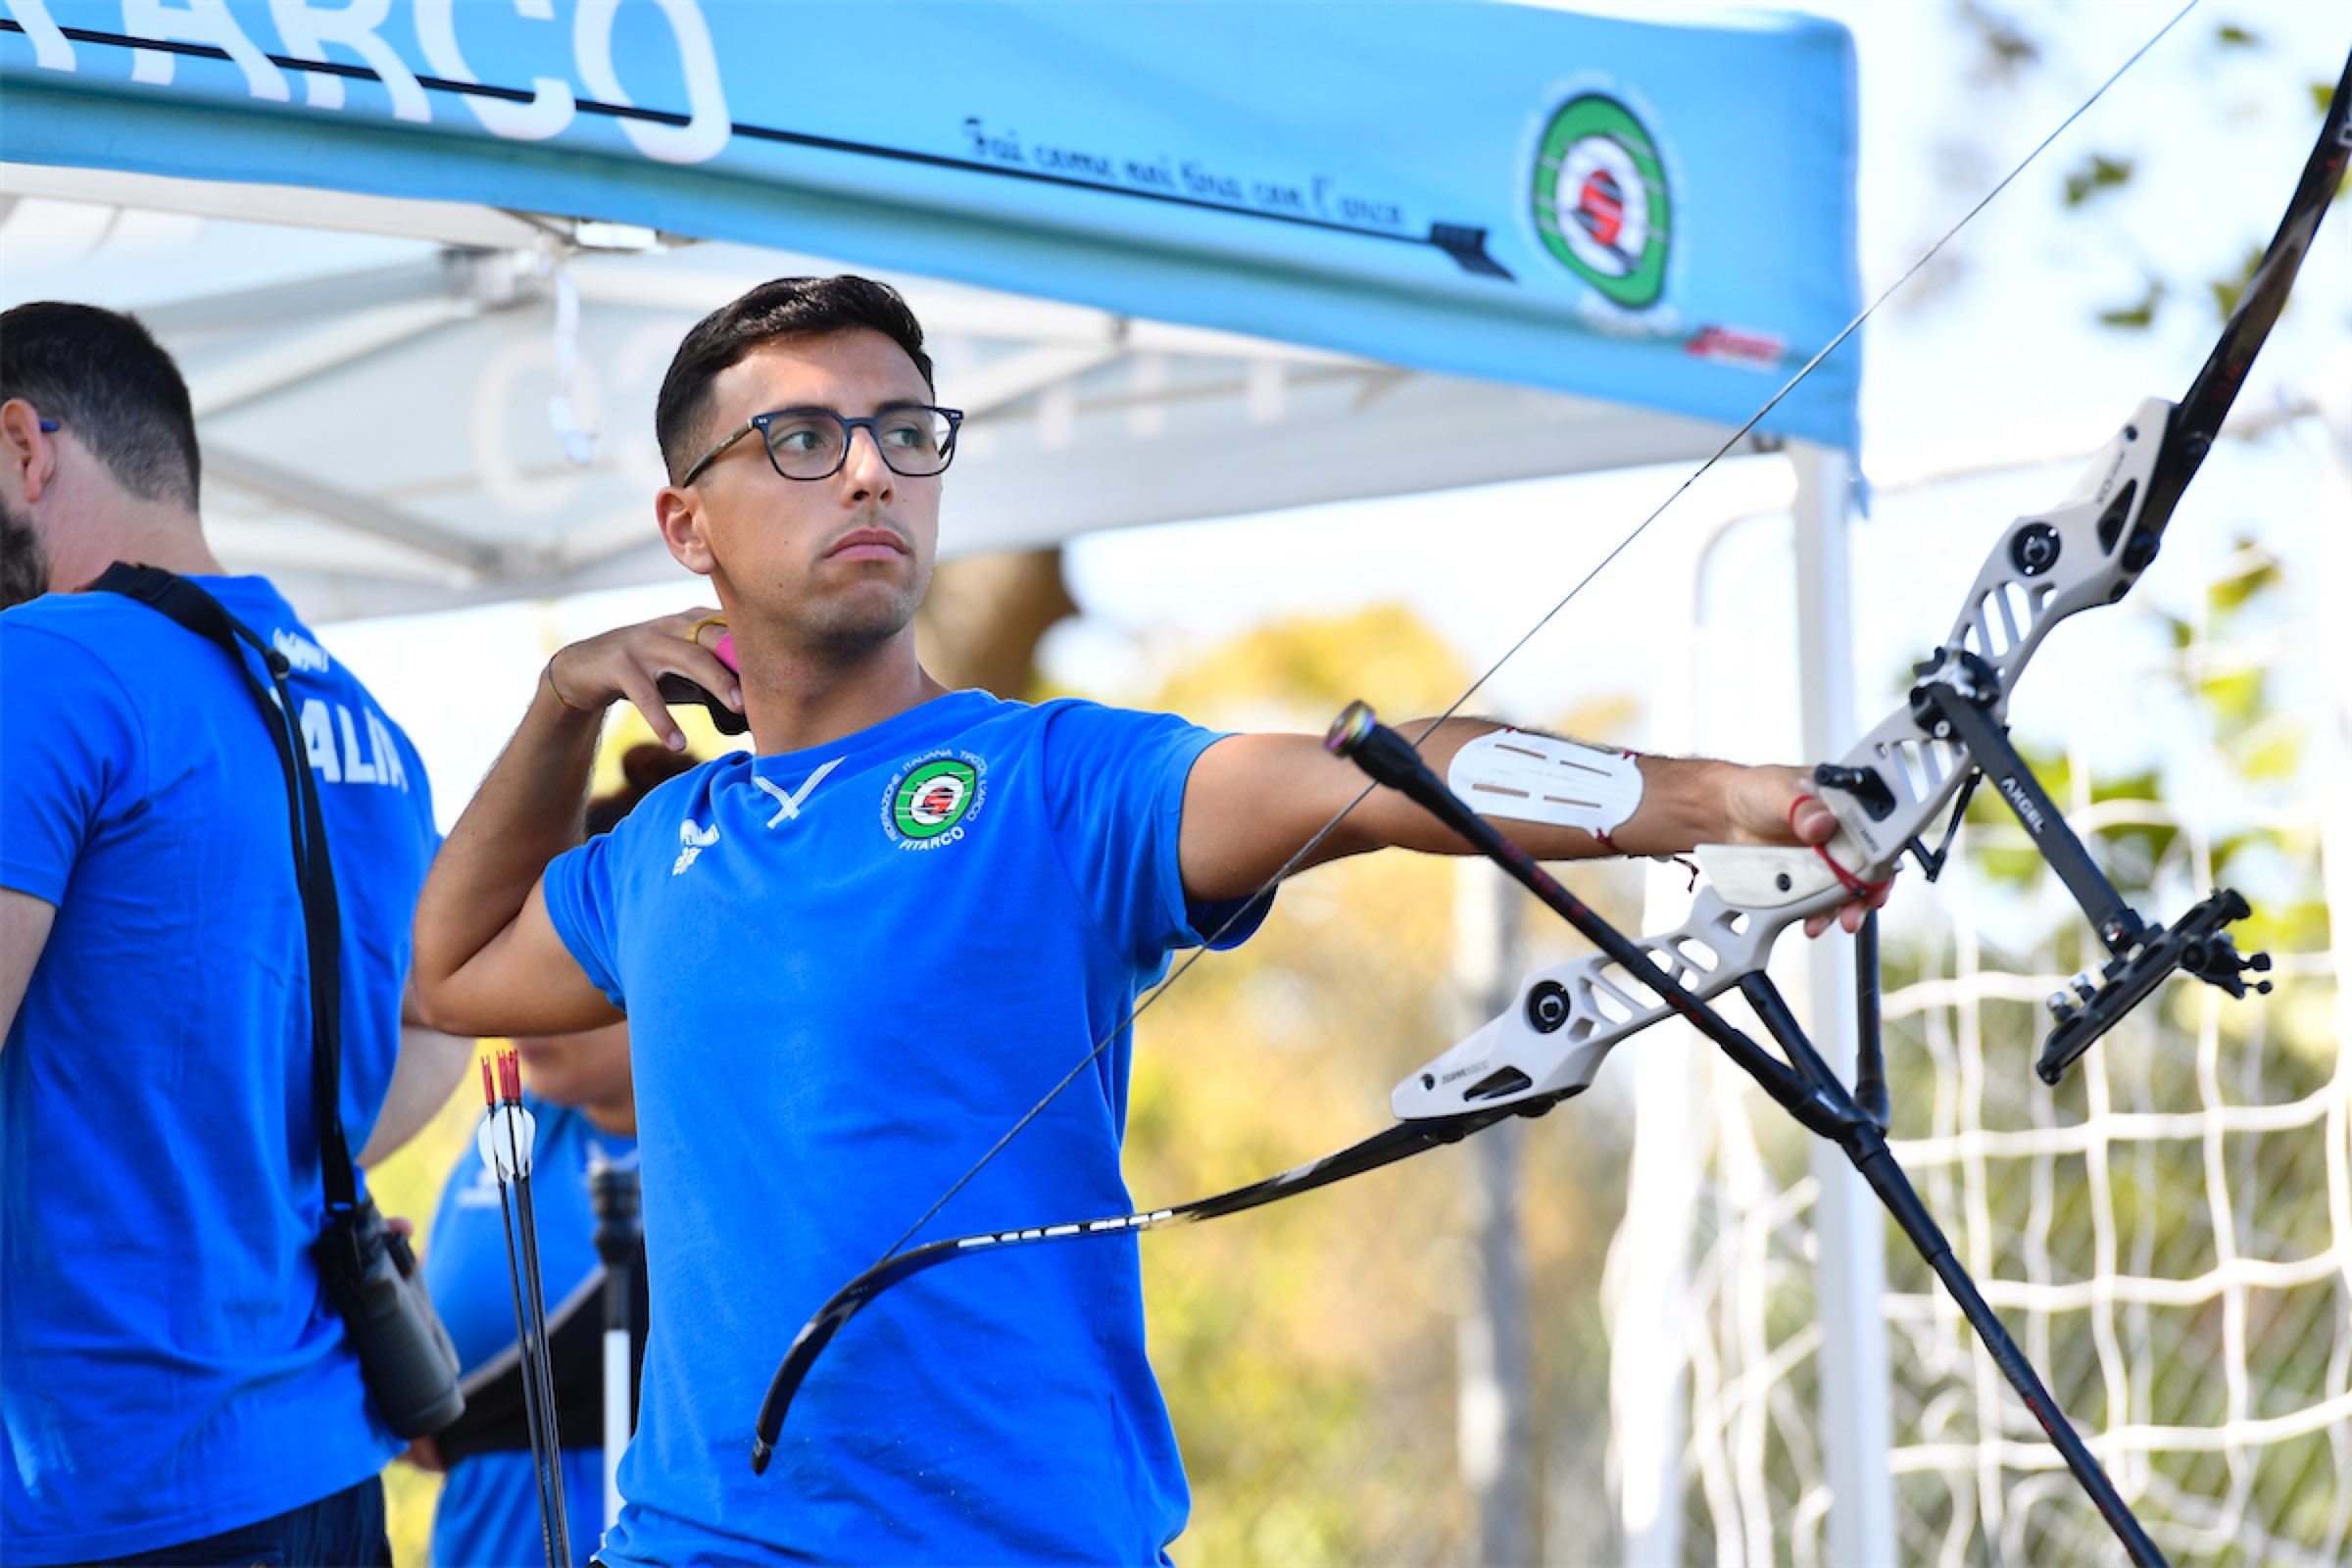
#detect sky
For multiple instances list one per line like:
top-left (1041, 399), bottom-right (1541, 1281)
top-left (5, 0), bottom-right (2347, 835)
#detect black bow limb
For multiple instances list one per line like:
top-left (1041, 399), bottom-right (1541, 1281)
top-left (749, 1094), bottom-right (1555, 1472)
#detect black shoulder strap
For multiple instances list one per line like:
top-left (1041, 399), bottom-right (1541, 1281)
top-left (88, 563), bottom-right (359, 1214)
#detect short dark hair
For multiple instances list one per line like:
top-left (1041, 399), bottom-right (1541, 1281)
top-left (0, 302), bottom-right (201, 510)
top-left (654, 275), bottom-right (933, 483)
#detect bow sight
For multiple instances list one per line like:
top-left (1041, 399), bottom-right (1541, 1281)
top-left (1887, 640), bottom-right (2270, 1087)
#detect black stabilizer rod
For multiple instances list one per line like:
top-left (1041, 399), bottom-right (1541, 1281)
top-left (1328, 702), bottom-right (2168, 1567)
top-left (1854, 909), bottom-right (1889, 1129)
top-left (1736, 977), bottom-right (2164, 1567)
top-left (1856, 1129), bottom-right (2160, 1559)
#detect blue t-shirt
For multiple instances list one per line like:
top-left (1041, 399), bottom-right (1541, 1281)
top-left (0, 576), bottom-right (436, 1564)
top-left (425, 1096), bottom-right (635, 1567)
top-left (541, 692), bottom-right (1266, 1566)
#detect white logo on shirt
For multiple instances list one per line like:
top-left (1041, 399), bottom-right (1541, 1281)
top-left (673, 818), bottom-right (720, 876)
top-left (270, 628), bottom-right (331, 674)
top-left (457, 1161), bottom-right (504, 1209)
top-left (754, 757), bottom-right (844, 827)
top-left (298, 698), bottom-right (409, 792)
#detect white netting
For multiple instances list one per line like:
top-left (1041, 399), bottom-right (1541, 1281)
top-left (1883, 865), bottom-right (2347, 1565)
top-left (1654, 540), bottom-right (2350, 1565)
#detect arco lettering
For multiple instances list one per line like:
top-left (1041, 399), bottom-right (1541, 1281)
top-left (10, 0), bottom-right (731, 165)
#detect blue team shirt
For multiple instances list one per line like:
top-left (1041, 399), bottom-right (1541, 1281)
top-left (424, 1095), bottom-right (634, 1567)
top-left (541, 691), bottom-right (1267, 1565)
top-left (0, 576), bottom-right (436, 1563)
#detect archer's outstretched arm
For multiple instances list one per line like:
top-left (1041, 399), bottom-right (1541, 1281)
top-left (1179, 721), bottom-right (1880, 931)
top-left (411, 610), bottom-right (740, 1038)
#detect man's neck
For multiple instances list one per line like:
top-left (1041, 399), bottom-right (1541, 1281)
top-left (52, 505), bottom-right (223, 591)
top-left (736, 629), bottom-right (950, 756)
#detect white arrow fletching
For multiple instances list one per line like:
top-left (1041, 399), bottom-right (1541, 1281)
top-left (476, 1102), bottom-right (538, 1180)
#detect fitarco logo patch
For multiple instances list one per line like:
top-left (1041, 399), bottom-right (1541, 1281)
top-left (1531, 93), bottom-right (1671, 309)
top-left (883, 752), bottom-right (987, 850)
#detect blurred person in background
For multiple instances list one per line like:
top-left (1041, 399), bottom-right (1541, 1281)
top-left (0, 303), bottom-right (467, 1564)
top-left (404, 746), bottom-right (691, 1566)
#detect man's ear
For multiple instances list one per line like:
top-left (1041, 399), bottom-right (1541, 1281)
top-left (656, 485), bottom-right (715, 576)
top-left (0, 401), bottom-right (57, 504)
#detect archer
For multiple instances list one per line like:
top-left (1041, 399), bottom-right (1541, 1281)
top-left (411, 273), bottom-right (1880, 1564)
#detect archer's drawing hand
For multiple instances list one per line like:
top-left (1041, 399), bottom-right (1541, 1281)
top-left (542, 609), bottom-right (742, 753)
top-left (1725, 763), bottom-right (1893, 938)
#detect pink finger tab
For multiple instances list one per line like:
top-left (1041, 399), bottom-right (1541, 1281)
top-left (712, 630), bottom-right (737, 673)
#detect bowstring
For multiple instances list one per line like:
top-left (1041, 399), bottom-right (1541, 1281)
top-left (875, 0), bottom-right (2202, 1264)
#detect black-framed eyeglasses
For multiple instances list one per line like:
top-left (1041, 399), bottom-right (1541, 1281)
top-left (680, 405), bottom-right (963, 487)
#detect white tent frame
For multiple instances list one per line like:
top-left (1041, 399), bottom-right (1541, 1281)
top-left (5, 162), bottom-right (1802, 625)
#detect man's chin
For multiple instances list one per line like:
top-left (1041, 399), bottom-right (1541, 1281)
top-left (803, 570), bottom-right (928, 649)
top-left (818, 610), bottom-right (918, 657)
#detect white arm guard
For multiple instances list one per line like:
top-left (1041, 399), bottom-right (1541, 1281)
top-left (1446, 728), bottom-right (1644, 840)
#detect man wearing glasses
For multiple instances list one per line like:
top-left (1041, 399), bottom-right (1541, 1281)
top-left (413, 274), bottom-right (1878, 1564)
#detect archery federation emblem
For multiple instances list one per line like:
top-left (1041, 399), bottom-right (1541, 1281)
top-left (1531, 94), bottom-right (1670, 309)
top-left (884, 754), bottom-right (986, 849)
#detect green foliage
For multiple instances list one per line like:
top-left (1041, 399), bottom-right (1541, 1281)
top-left (2197, 663), bottom-right (2265, 728)
top-left (2193, 549), bottom-right (2302, 782)
top-left (1955, 0), bottom-right (2040, 79)
top-left (2096, 276), bottom-right (2164, 329)
top-left (1961, 745), bottom-right (2175, 895)
top-left (2207, 550), bottom-right (2281, 614)
top-left (1150, 602), bottom-right (1472, 727)
top-left (1981, 553), bottom-right (2309, 906)
top-left (2047, 29), bottom-right (2339, 332)
top-left (2062, 153), bottom-right (2135, 208)
top-left (2207, 242), bottom-right (2267, 322)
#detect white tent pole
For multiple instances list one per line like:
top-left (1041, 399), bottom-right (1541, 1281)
top-left (1606, 518), bottom-right (1700, 1567)
top-left (185, 299), bottom-right (466, 418)
top-left (1453, 859), bottom-right (1535, 1565)
top-left (1608, 457), bottom-right (1796, 1564)
top-left (2313, 348), bottom-right (2352, 1335)
top-left (1790, 441), bottom-right (1897, 1567)
top-left (206, 447), bottom-right (499, 571)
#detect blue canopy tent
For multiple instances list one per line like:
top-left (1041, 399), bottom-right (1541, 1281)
top-left (2, 0), bottom-right (1861, 613)
top-left (2, 3), bottom-right (1882, 1560)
